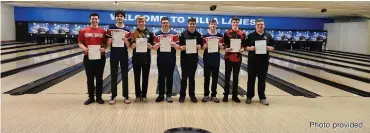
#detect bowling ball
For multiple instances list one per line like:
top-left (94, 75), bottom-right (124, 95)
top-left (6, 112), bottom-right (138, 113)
top-left (164, 127), bottom-right (211, 133)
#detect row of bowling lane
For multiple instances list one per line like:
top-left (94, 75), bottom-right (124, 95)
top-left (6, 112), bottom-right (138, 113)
top-left (0, 42), bottom-right (104, 93)
top-left (1, 43), bottom-right (76, 60)
top-left (1, 42), bottom-right (37, 49)
top-left (270, 52), bottom-right (370, 79)
top-left (1, 43), bottom-right (67, 54)
top-left (289, 50), bottom-right (370, 66)
top-left (261, 51), bottom-right (370, 96)
top-left (274, 51), bottom-right (370, 71)
top-left (1, 46), bottom-right (81, 72)
top-left (310, 50), bottom-right (370, 61)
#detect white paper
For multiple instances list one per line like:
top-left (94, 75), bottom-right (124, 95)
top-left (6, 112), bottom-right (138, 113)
top-left (186, 39), bottom-right (197, 54)
top-left (112, 31), bottom-right (126, 47)
top-left (88, 45), bottom-right (101, 60)
top-left (136, 38), bottom-right (148, 52)
top-left (207, 38), bottom-right (218, 53)
top-left (230, 39), bottom-right (241, 52)
top-left (255, 40), bottom-right (267, 54)
top-left (160, 38), bottom-right (171, 52)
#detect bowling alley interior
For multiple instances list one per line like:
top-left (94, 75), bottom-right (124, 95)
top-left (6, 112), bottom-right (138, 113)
top-left (1, 1), bottom-right (370, 133)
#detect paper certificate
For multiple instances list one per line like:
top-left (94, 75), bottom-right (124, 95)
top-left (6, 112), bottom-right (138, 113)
top-left (186, 39), bottom-right (197, 54)
top-left (136, 38), bottom-right (148, 53)
top-left (207, 38), bottom-right (218, 53)
top-left (255, 40), bottom-right (267, 54)
top-left (160, 38), bottom-right (171, 52)
top-left (88, 45), bottom-right (101, 60)
top-left (230, 39), bottom-right (241, 52)
top-left (112, 31), bottom-right (126, 47)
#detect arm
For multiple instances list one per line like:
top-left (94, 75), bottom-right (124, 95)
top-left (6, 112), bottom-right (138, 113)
top-left (267, 35), bottom-right (275, 51)
top-left (179, 33), bottom-right (186, 51)
top-left (78, 30), bottom-right (88, 54)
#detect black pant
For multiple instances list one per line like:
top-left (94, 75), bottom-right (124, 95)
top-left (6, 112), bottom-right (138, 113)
top-left (224, 61), bottom-right (241, 97)
top-left (133, 63), bottom-right (150, 98)
top-left (180, 62), bottom-right (198, 98)
top-left (158, 64), bottom-right (175, 97)
top-left (83, 55), bottom-right (106, 99)
top-left (204, 65), bottom-right (219, 97)
top-left (247, 57), bottom-right (269, 100)
top-left (110, 58), bottom-right (129, 99)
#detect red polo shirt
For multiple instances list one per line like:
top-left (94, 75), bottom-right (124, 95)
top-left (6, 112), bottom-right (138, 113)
top-left (78, 26), bottom-right (106, 47)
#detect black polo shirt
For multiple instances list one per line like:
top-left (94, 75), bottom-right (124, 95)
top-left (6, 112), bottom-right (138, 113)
top-left (179, 30), bottom-right (203, 64)
top-left (246, 31), bottom-right (274, 59)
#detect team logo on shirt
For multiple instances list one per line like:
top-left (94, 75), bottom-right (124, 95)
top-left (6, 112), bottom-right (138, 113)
top-left (85, 33), bottom-right (103, 38)
top-left (264, 36), bottom-right (267, 40)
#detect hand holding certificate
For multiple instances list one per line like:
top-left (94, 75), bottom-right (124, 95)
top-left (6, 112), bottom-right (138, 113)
top-left (160, 38), bottom-right (171, 52)
top-left (186, 39), bottom-right (197, 54)
top-left (255, 40), bottom-right (267, 54)
top-left (207, 38), bottom-right (218, 53)
top-left (88, 45), bottom-right (101, 60)
top-left (112, 31), bottom-right (126, 47)
top-left (136, 38), bottom-right (148, 52)
top-left (230, 39), bottom-right (241, 52)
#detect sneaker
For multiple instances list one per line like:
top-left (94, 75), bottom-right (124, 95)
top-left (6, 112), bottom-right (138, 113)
top-left (135, 97), bottom-right (141, 103)
top-left (246, 98), bottom-right (252, 104)
top-left (84, 98), bottom-right (95, 105)
top-left (109, 97), bottom-right (116, 105)
top-left (202, 96), bottom-right (209, 102)
top-left (166, 97), bottom-right (173, 103)
top-left (142, 97), bottom-right (148, 103)
top-left (260, 99), bottom-right (269, 106)
top-left (222, 95), bottom-right (228, 102)
top-left (156, 96), bottom-right (165, 102)
top-left (210, 97), bottom-right (220, 103)
top-left (179, 97), bottom-right (185, 103)
top-left (124, 97), bottom-right (131, 104)
top-left (232, 96), bottom-right (241, 103)
top-left (96, 98), bottom-right (105, 104)
top-left (190, 97), bottom-right (198, 103)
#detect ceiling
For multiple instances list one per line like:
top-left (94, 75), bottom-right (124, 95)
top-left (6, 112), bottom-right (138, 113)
top-left (3, 1), bottom-right (370, 18)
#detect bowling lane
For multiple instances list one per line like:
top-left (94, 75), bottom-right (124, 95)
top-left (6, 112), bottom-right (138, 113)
top-left (1, 47), bottom-right (81, 72)
top-left (1, 43), bottom-right (65, 53)
top-left (1, 54), bottom-right (84, 93)
top-left (276, 51), bottom-right (370, 71)
top-left (271, 52), bottom-right (370, 78)
top-left (268, 56), bottom-right (370, 94)
top-left (292, 50), bottom-right (370, 65)
top-left (314, 51), bottom-right (370, 61)
top-left (1, 43), bottom-right (37, 49)
top-left (44, 57), bottom-right (111, 94)
top-left (241, 56), bottom-right (356, 97)
top-left (1, 44), bottom-right (76, 60)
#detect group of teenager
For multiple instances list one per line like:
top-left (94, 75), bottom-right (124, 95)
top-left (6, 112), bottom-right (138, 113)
top-left (78, 10), bottom-right (274, 106)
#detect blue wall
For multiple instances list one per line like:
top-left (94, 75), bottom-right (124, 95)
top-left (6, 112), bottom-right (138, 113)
top-left (14, 7), bottom-right (333, 30)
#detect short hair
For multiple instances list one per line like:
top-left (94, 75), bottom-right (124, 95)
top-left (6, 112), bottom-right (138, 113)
top-left (209, 19), bottom-right (217, 24)
top-left (89, 13), bottom-right (99, 19)
top-left (136, 16), bottom-right (146, 22)
top-left (188, 17), bottom-right (196, 23)
top-left (115, 10), bottom-right (126, 18)
top-left (161, 17), bottom-right (169, 23)
top-left (231, 17), bottom-right (239, 22)
top-left (256, 19), bottom-right (264, 23)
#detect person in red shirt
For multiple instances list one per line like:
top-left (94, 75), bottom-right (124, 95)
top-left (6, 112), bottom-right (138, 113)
top-left (78, 13), bottom-right (108, 105)
top-left (222, 17), bottom-right (246, 103)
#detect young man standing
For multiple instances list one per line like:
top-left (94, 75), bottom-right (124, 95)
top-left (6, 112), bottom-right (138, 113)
top-left (106, 10), bottom-right (132, 104)
top-left (222, 17), bottom-right (246, 103)
top-left (245, 19), bottom-right (274, 105)
top-left (153, 17), bottom-right (180, 103)
top-left (178, 18), bottom-right (203, 103)
top-left (201, 20), bottom-right (224, 103)
top-left (130, 16), bottom-right (155, 103)
top-left (78, 13), bottom-right (107, 105)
